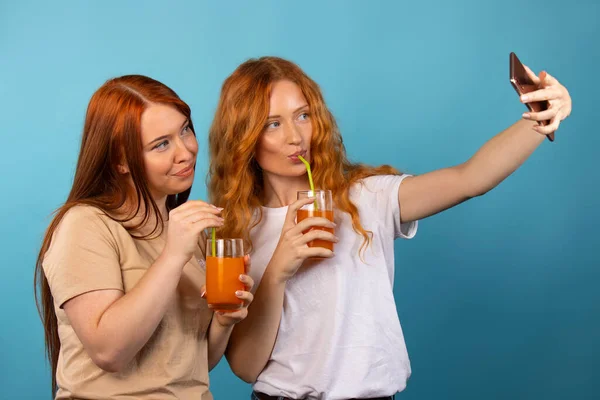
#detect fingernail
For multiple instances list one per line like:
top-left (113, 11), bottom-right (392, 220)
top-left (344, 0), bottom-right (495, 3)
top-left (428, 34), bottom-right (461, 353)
top-left (200, 290), bottom-right (206, 298)
top-left (521, 95), bottom-right (528, 102)
top-left (522, 113), bottom-right (530, 119)
top-left (236, 291), bottom-right (243, 296)
top-left (239, 275), bottom-right (245, 281)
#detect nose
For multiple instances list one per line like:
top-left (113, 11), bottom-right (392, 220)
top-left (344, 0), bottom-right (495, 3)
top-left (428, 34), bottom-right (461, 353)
top-left (284, 122), bottom-right (302, 145)
top-left (173, 136), bottom-right (193, 163)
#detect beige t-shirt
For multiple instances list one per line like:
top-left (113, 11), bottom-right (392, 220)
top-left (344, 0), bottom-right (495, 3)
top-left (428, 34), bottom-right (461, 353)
top-left (43, 205), bottom-right (214, 400)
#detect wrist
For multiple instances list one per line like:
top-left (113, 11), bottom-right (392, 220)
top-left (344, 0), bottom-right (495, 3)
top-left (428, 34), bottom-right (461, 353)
top-left (212, 314), bottom-right (236, 331)
top-left (262, 263), bottom-right (289, 286)
top-left (159, 247), bottom-right (190, 269)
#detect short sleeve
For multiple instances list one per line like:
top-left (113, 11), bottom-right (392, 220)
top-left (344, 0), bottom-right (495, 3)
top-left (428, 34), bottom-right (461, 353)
top-left (360, 174), bottom-right (418, 239)
top-left (43, 206), bottom-right (124, 308)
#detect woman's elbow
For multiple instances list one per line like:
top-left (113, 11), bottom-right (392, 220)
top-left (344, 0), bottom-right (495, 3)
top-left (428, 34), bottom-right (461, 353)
top-left (226, 353), bottom-right (259, 383)
top-left (91, 350), bottom-right (131, 373)
top-left (232, 367), bottom-right (259, 384)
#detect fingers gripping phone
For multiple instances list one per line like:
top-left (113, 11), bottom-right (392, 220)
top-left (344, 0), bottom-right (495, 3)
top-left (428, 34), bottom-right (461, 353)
top-left (509, 52), bottom-right (554, 142)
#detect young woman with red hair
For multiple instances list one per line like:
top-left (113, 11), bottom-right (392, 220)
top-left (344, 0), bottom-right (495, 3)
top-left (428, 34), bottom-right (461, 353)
top-left (35, 75), bottom-right (254, 399)
top-left (207, 56), bottom-right (572, 399)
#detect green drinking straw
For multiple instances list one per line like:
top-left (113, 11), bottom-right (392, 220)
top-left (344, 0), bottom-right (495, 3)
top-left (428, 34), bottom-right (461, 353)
top-left (297, 155), bottom-right (318, 210)
top-left (211, 227), bottom-right (216, 257)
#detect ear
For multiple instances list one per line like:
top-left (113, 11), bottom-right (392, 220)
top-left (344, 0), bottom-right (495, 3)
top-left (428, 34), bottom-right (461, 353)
top-left (117, 163), bottom-right (129, 175)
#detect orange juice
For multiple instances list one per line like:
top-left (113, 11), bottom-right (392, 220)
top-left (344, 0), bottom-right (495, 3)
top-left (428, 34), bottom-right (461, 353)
top-left (206, 256), bottom-right (245, 312)
top-left (296, 209), bottom-right (335, 251)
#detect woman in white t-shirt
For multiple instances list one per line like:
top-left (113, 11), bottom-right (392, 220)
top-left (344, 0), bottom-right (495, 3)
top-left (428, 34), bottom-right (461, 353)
top-left (206, 56), bottom-right (572, 400)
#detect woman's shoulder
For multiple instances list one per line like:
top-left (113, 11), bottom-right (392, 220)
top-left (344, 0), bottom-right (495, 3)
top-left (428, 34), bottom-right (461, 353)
top-left (350, 174), bottom-right (407, 193)
top-left (44, 204), bottom-right (123, 267)
top-left (61, 204), bottom-right (114, 227)
top-left (57, 204), bottom-right (133, 242)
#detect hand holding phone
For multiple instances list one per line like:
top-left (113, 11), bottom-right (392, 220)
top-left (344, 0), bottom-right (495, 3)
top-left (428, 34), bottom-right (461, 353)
top-left (509, 52), bottom-right (554, 142)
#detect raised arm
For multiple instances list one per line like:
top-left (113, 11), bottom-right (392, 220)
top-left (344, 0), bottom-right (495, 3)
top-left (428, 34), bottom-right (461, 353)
top-left (398, 68), bottom-right (571, 223)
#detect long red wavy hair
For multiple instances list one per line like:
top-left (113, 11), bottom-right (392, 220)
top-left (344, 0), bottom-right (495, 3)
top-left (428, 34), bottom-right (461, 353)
top-left (34, 75), bottom-right (194, 395)
top-left (208, 56), bottom-right (400, 253)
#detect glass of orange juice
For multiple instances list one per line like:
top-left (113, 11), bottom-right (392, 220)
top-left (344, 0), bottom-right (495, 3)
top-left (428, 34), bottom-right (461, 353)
top-left (205, 238), bottom-right (245, 312)
top-left (296, 190), bottom-right (334, 251)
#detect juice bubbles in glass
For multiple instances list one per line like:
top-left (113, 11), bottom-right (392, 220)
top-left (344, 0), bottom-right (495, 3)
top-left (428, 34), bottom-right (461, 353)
top-left (205, 238), bottom-right (245, 312)
top-left (296, 190), bottom-right (334, 251)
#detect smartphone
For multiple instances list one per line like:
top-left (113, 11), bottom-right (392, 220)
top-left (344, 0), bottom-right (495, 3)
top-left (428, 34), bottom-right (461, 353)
top-left (509, 52), bottom-right (554, 142)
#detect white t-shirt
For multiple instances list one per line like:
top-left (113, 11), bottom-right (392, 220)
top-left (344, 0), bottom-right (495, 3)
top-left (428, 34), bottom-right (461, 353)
top-left (248, 174), bottom-right (418, 400)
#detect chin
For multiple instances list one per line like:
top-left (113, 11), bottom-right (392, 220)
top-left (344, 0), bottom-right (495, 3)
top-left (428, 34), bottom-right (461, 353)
top-left (260, 162), bottom-right (310, 179)
top-left (280, 165), bottom-right (309, 177)
top-left (169, 183), bottom-right (193, 195)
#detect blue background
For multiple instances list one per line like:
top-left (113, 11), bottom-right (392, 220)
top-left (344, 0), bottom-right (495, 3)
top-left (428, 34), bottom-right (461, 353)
top-left (1, 1), bottom-right (598, 399)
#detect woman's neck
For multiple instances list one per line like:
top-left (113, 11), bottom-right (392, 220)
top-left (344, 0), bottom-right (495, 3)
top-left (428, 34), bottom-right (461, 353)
top-left (117, 193), bottom-right (168, 234)
top-left (261, 172), bottom-right (311, 208)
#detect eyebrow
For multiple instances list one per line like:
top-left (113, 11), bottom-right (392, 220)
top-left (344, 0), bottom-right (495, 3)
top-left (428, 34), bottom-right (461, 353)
top-left (267, 105), bottom-right (309, 119)
top-left (146, 119), bottom-right (189, 146)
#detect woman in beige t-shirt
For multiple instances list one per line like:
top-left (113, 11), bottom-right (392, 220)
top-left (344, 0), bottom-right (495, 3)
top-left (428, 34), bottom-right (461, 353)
top-left (34, 75), bottom-right (254, 399)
